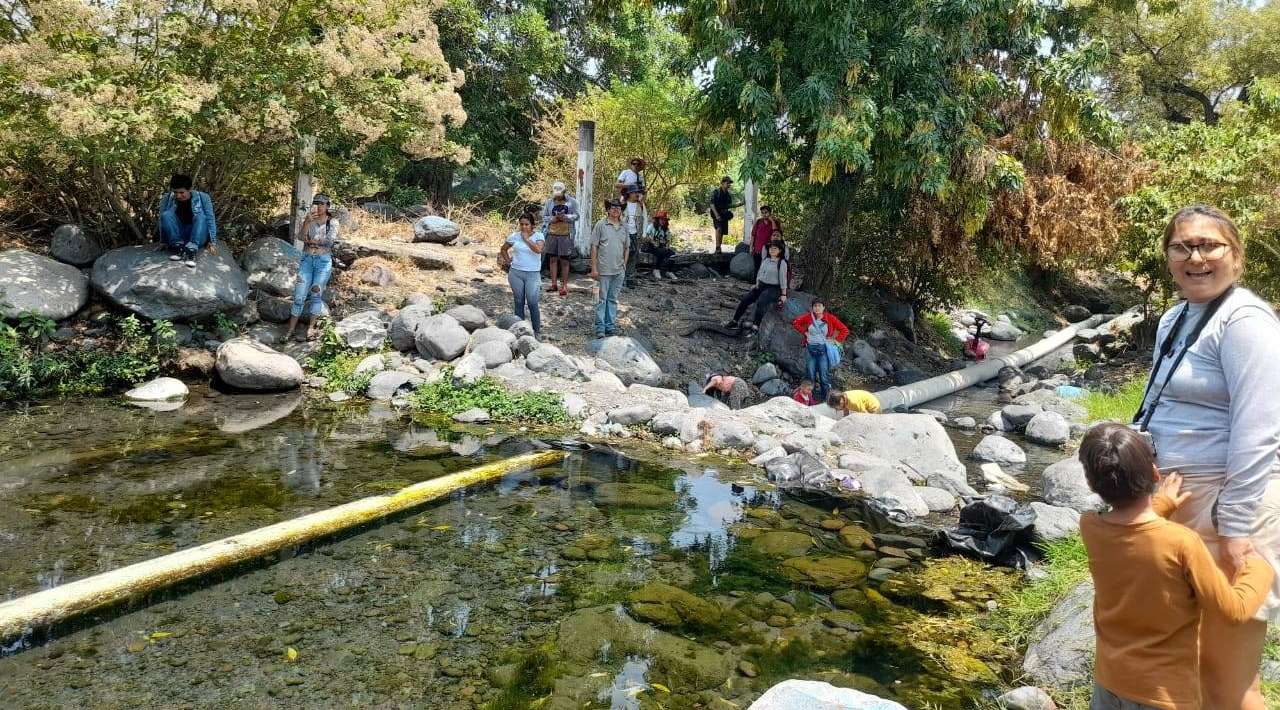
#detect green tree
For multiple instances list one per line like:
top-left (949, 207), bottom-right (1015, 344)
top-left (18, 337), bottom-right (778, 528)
top-left (1119, 78), bottom-right (1280, 302)
top-left (521, 77), bottom-right (727, 214)
top-left (0, 0), bottom-right (466, 242)
top-left (1074, 0), bottom-right (1280, 126)
top-left (673, 0), bottom-right (1113, 305)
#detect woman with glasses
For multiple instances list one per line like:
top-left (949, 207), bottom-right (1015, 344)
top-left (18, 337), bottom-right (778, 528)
top-left (1137, 205), bottom-right (1280, 710)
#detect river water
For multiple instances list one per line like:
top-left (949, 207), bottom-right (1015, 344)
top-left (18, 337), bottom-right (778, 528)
top-left (0, 386), bottom-right (1033, 709)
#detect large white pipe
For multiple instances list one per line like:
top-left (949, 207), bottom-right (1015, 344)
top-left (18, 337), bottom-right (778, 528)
top-left (874, 309), bottom-right (1136, 411)
top-left (0, 450), bottom-right (565, 642)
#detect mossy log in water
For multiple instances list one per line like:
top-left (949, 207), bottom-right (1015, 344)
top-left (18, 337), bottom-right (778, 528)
top-left (0, 450), bottom-right (565, 642)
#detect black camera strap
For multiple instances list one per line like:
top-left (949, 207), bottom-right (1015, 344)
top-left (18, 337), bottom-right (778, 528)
top-left (1133, 285), bottom-right (1235, 431)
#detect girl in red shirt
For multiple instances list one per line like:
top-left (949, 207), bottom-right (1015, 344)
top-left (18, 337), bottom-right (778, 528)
top-left (792, 300), bottom-right (850, 402)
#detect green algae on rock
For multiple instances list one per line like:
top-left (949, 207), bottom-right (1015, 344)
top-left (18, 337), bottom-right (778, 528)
top-left (750, 530), bottom-right (816, 558)
top-left (627, 582), bottom-right (723, 630)
top-left (590, 482), bottom-right (679, 509)
top-left (556, 606), bottom-right (734, 690)
top-left (779, 556), bottom-right (869, 590)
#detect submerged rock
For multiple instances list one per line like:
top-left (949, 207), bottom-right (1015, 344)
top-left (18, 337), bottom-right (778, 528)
top-left (591, 482), bottom-right (678, 509)
top-left (751, 531), bottom-right (815, 558)
top-left (124, 377), bottom-right (189, 402)
top-left (557, 606), bottom-right (733, 690)
top-left (780, 556), bottom-right (868, 590)
top-left (627, 582), bottom-right (722, 629)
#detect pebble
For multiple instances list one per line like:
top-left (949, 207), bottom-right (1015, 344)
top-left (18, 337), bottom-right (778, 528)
top-left (818, 519), bottom-right (845, 531)
top-left (878, 546), bottom-right (910, 559)
top-left (875, 557), bottom-right (911, 570)
top-left (765, 615), bottom-right (789, 628)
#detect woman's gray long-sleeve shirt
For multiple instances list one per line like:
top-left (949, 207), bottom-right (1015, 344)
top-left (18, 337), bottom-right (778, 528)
top-left (1145, 286), bottom-right (1280, 538)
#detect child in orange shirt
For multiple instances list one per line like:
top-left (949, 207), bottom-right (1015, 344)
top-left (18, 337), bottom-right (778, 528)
top-left (1077, 423), bottom-right (1274, 710)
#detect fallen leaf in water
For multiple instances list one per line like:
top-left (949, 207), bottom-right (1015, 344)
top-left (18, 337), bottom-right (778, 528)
top-left (285, 647), bottom-right (298, 662)
top-left (147, 631), bottom-right (172, 641)
top-left (125, 640), bottom-right (146, 653)
top-left (431, 524), bottom-right (452, 531)
top-left (588, 672), bottom-right (607, 678)
top-left (651, 683), bottom-right (671, 693)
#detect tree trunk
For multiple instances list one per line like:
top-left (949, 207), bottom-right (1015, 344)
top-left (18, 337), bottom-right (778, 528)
top-left (798, 170), bottom-right (860, 295)
top-left (290, 135), bottom-right (317, 247)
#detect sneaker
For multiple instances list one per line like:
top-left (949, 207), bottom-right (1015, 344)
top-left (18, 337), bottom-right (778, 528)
top-left (169, 252), bottom-right (182, 261)
top-left (666, 272), bottom-right (679, 281)
top-left (653, 270), bottom-right (665, 279)
top-left (182, 249), bottom-right (197, 267)
top-left (723, 320), bottom-right (739, 330)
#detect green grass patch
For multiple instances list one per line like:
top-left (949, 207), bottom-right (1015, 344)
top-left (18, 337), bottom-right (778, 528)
top-left (1080, 375), bottom-right (1147, 423)
top-left (409, 370), bottom-right (567, 423)
top-left (989, 536), bottom-right (1091, 649)
top-left (962, 267), bottom-right (1053, 334)
top-left (924, 312), bottom-right (963, 356)
top-left (305, 324), bottom-right (379, 395)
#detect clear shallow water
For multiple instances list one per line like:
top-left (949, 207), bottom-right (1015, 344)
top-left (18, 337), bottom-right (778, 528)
top-left (0, 391), bottom-right (1015, 709)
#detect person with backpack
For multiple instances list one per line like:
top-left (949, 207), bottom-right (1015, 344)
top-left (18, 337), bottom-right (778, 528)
top-left (791, 299), bottom-right (850, 403)
top-left (726, 240), bottom-right (789, 333)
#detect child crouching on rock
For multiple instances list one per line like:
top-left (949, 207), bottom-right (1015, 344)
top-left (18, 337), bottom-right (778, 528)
top-left (1078, 422), bottom-right (1273, 710)
top-left (703, 373), bottom-right (750, 410)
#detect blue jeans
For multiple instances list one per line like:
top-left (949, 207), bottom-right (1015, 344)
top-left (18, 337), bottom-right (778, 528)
top-left (291, 253), bottom-right (333, 318)
top-left (160, 209), bottom-right (210, 252)
top-left (507, 268), bottom-right (542, 333)
top-left (595, 274), bottom-right (624, 336)
top-left (806, 343), bottom-right (832, 402)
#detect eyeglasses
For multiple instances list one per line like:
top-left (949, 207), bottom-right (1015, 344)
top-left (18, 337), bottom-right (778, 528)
top-left (1166, 241), bottom-right (1232, 261)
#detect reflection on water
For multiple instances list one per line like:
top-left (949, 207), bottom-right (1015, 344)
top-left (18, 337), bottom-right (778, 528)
top-left (0, 388), bottom-right (1007, 709)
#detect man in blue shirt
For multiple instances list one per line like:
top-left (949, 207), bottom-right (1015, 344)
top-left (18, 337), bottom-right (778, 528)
top-left (158, 174), bottom-right (217, 268)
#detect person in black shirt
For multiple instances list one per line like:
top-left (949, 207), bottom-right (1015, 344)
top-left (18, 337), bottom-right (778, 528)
top-left (708, 176), bottom-right (741, 253)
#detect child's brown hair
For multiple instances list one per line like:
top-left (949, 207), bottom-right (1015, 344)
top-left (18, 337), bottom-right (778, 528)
top-left (1079, 422), bottom-right (1158, 506)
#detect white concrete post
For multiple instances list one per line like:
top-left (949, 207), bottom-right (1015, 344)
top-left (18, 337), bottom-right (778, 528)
top-left (741, 178), bottom-right (759, 245)
top-left (575, 121), bottom-right (595, 254)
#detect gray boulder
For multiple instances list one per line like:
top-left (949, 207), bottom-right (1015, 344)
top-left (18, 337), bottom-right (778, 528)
top-left (508, 319), bottom-right (535, 338)
top-left (1062, 305), bottom-right (1092, 323)
top-left (997, 686), bottom-right (1057, 710)
top-left (1014, 390), bottom-right (1087, 423)
top-left (444, 304), bottom-right (487, 331)
top-left (93, 245), bottom-right (248, 321)
top-left (414, 314), bottom-right (468, 361)
top-left (859, 466), bottom-right (930, 518)
top-left (972, 435), bottom-right (1027, 465)
top-left (729, 251), bottom-right (756, 281)
top-left (0, 249), bottom-right (89, 320)
top-left (608, 405), bottom-right (655, 426)
top-left (472, 340), bottom-right (514, 368)
top-left (470, 326), bottom-right (516, 351)
top-left (831, 413), bottom-right (968, 490)
top-left (759, 378), bottom-right (792, 397)
top-left (353, 354), bottom-right (385, 377)
top-left (915, 486), bottom-right (958, 513)
top-left (1029, 502), bottom-right (1082, 542)
top-left (710, 419), bottom-right (755, 449)
top-left (452, 352), bottom-right (486, 384)
top-left (256, 294), bottom-right (294, 323)
top-left (390, 303), bottom-right (435, 352)
top-left (584, 336), bottom-right (663, 386)
top-left (988, 410), bottom-right (1014, 432)
top-left (215, 338), bottom-right (303, 391)
top-left (687, 393), bottom-right (730, 410)
top-left (50, 225), bottom-right (103, 266)
top-left (495, 313), bottom-right (521, 330)
top-left (412, 215), bottom-right (461, 244)
top-left (1001, 403), bottom-right (1043, 430)
top-left (739, 396), bottom-right (818, 430)
top-left (515, 335), bottom-right (541, 357)
top-left (1025, 411), bottom-right (1071, 446)
top-left (334, 310), bottom-right (388, 349)
top-left (240, 237), bottom-right (300, 297)
top-left (751, 362), bottom-right (781, 384)
top-left (526, 344), bottom-right (585, 380)
top-left (1042, 456), bottom-right (1104, 512)
top-left (989, 320), bottom-right (1023, 341)
top-left (453, 408), bottom-right (490, 424)
top-left (366, 370), bottom-right (422, 400)
top-left (627, 383), bottom-right (688, 409)
top-left (124, 377), bottom-right (188, 402)
top-left (1022, 581), bottom-right (1095, 690)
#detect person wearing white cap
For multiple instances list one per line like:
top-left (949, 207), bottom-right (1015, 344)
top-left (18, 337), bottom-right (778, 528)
top-left (541, 180), bottom-right (579, 295)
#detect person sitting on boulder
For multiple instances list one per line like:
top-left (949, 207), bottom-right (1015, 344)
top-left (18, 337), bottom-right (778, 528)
top-left (283, 193), bottom-right (340, 342)
top-left (830, 389), bottom-right (881, 415)
top-left (157, 174), bottom-right (217, 268)
top-left (704, 373), bottom-right (751, 410)
top-left (726, 240), bottom-right (789, 333)
top-left (643, 210), bottom-right (678, 280)
top-left (792, 379), bottom-right (819, 406)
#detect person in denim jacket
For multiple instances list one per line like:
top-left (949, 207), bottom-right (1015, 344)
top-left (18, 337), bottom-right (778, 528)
top-left (157, 174), bottom-right (217, 267)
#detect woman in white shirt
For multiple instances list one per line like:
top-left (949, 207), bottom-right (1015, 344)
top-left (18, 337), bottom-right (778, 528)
top-left (499, 213), bottom-right (546, 336)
